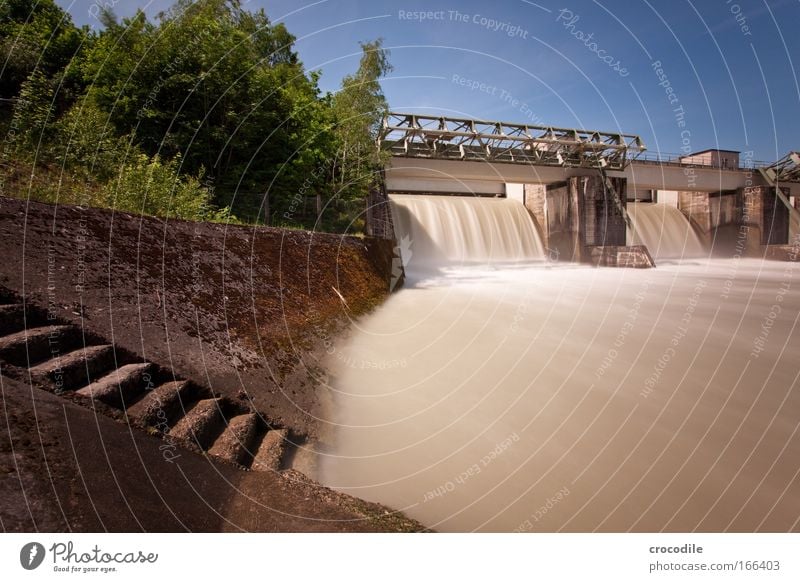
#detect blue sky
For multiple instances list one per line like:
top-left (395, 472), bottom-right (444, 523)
top-left (57, 0), bottom-right (800, 162)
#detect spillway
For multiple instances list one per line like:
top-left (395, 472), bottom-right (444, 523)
top-left (389, 194), bottom-right (546, 266)
top-left (317, 194), bottom-right (800, 533)
top-left (627, 202), bottom-right (707, 260)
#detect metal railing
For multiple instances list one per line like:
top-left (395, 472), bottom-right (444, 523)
top-left (631, 151), bottom-right (771, 171)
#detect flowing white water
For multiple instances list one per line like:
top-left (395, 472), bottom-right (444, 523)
top-left (319, 195), bottom-right (800, 532)
top-left (627, 202), bottom-right (706, 260)
top-left (389, 194), bottom-right (546, 265)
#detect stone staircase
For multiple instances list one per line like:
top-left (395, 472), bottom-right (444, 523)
top-left (0, 289), bottom-right (290, 472)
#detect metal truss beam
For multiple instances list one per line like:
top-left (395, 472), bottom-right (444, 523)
top-left (379, 112), bottom-right (647, 171)
top-left (758, 151), bottom-right (800, 226)
top-left (759, 151), bottom-right (800, 184)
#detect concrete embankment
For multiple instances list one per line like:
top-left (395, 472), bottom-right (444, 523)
top-left (0, 195), bottom-right (396, 438)
top-left (0, 195), bottom-right (424, 532)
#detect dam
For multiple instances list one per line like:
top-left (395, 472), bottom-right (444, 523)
top-left (316, 113), bottom-right (800, 532)
top-left (367, 113), bottom-right (800, 265)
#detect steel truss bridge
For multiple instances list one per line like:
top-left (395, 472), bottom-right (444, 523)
top-left (379, 112), bottom-right (646, 171)
top-left (379, 112), bottom-right (800, 198)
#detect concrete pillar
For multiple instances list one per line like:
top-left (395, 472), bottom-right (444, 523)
top-left (505, 183), bottom-right (524, 203)
top-left (526, 176), bottom-right (653, 267)
top-left (523, 183), bottom-right (547, 245)
top-left (656, 190), bottom-right (679, 207)
top-left (741, 186), bottom-right (790, 253)
top-left (678, 191), bottom-right (712, 236)
top-left (524, 181), bottom-right (582, 262)
top-left (578, 175), bottom-right (627, 247)
top-left (677, 190), bottom-right (740, 254)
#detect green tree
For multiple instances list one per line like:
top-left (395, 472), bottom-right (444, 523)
top-left (328, 39), bottom-right (392, 231)
top-left (82, 0), bottom-right (332, 222)
top-left (0, 0), bottom-right (89, 105)
top-left (1, 0), bottom-right (392, 233)
top-left (10, 67), bottom-right (57, 149)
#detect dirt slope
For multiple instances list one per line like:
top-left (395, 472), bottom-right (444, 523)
top-left (0, 375), bottom-right (421, 532)
top-left (0, 195), bottom-right (395, 438)
top-left (0, 195), bottom-right (422, 532)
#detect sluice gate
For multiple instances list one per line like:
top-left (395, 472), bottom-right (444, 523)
top-left (368, 113), bottom-right (800, 266)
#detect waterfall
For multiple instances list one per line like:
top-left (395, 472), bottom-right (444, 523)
top-left (389, 194), bottom-right (546, 268)
top-left (627, 202), bottom-right (706, 260)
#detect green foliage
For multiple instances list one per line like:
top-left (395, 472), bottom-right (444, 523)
top-left (334, 39), bottom-right (392, 158)
top-left (103, 153), bottom-right (235, 222)
top-left (11, 68), bottom-right (58, 149)
top-left (81, 0), bottom-right (333, 222)
top-left (0, 0), bottom-right (391, 231)
top-left (54, 101), bottom-right (132, 181)
top-left (326, 39), bottom-right (393, 231)
top-left (0, 0), bottom-right (89, 103)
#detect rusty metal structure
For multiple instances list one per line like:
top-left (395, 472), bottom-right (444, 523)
top-left (379, 112), bottom-right (646, 171)
top-left (759, 151), bottom-right (800, 184)
top-left (758, 151), bottom-right (800, 222)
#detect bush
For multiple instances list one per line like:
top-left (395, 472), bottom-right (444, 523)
top-left (55, 101), bottom-right (132, 182)
top-left (103, 153), bottom-right (236, 222)
top-left (11, 68), bottom-right (57, 150)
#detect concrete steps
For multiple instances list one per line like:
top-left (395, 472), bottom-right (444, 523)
top-left (169, 398), bottom-right (227, 451)
top-left (0, 291), bottom-right (294, 473)
top-left (29, 344), bottom-right (116, 391)
top-left (207, 413), bottom-right (261, 466)
top-left (252, 428), bottom-right (289, 472)
top-left (0, 324), bottom-right (83, 367)
top-left (126, 380), bottom-right (199, 429)
top-left (76, 363), bottom-right (155, 408)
